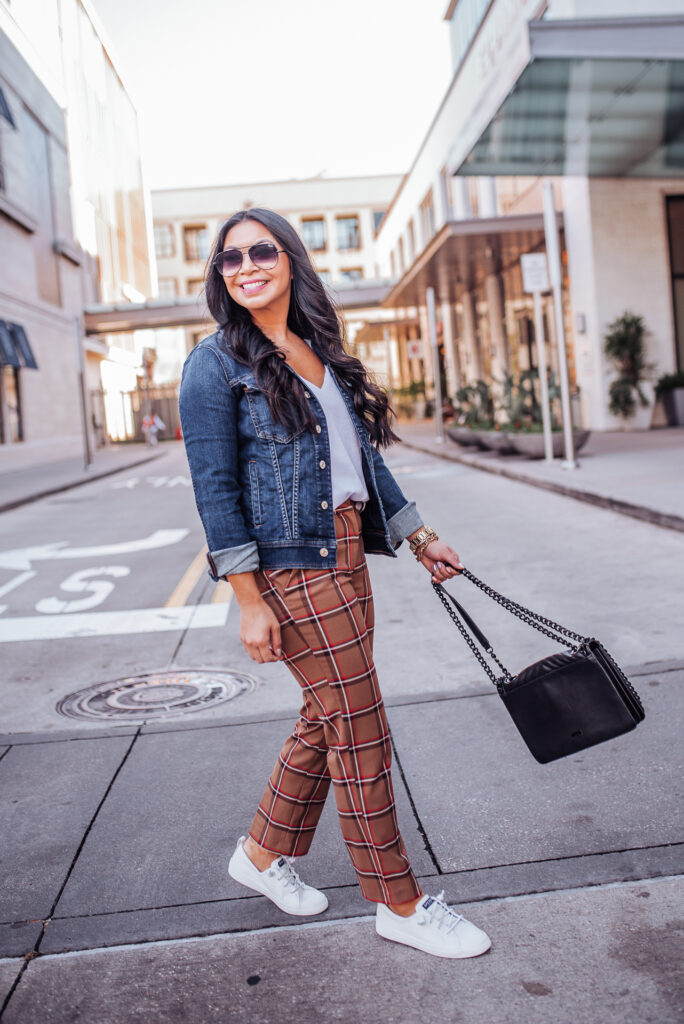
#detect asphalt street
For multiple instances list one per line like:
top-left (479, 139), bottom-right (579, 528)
top-left (0, 440), bottom-right (682, 1022)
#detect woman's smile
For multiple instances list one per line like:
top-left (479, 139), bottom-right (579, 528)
top-left (240, 278), bottom-right (270, 296)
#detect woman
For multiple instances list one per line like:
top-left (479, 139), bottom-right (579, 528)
top-left (178, 208), bottom-right (491, 960)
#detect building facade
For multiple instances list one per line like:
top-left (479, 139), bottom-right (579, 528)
top-left (374, 0), bottom-right (684, 431)
top-left (0, 0), bottom-right (155, 456)
top-left (0, 29), bottom-right (86, 459)
top-left (151, 174), bottom-right (401, 362)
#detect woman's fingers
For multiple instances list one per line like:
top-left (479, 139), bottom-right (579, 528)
top-left (270, 622), bottom-right (283, 659)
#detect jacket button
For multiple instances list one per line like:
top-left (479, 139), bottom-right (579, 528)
top-left (315, 424), bottom-right (322, 433)
top-left (319, 547), bottom-right (328, 557)
top-left (304, 390), bottom-right (311, 398)
top-left (319, 459), bottom-right (326, 469)
top-left (321, 500), bottom-right (328, 509)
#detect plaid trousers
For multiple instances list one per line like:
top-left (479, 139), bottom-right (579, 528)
top-left (250, 499), bottom-right (422, 905)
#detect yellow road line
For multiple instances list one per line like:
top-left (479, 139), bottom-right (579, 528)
top-left (211, 579), bottom-right (234, 604)
top-left (165, 548), bottom-right (208, 607)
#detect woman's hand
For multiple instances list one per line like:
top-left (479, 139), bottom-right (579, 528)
top-left (419, 540), bottom-right (464, 584)
top-left (239, 599), bottom-right (283, 663)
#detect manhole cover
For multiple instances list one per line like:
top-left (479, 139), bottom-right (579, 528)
top-left (57, 670), bottom-right (256, 721)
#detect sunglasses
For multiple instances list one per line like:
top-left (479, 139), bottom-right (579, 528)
top-left (213, 241), bottom-right (288, 277)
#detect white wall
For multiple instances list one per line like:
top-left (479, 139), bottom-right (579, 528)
top-left (564, 176), bottom-right (683, 430)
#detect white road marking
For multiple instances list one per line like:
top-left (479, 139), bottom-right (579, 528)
top-left (35, 566), bottom-right (131, 614)
top-left (0, 530), bottom-right (189, 570)
top-left (0, 603), bottom-right (230, 643)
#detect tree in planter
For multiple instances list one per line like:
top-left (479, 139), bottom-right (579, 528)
top-left (496, 368), bottom-right (561, 431)
top-left (454, 380), bottom-right (495, 428)
top-left (603, 312), bottom-right (655, 421)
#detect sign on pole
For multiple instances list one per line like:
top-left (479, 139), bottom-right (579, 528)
top-left (521, 253), bottom-right (550, 295)
top-left (521, 253), bottom-right (554, 463)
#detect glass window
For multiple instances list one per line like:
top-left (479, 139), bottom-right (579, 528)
top-left (666, 196), bottom-right (684, 372)
top-left (154, 224), bottom-right (175, 259)
top-left (23, 109), bottom-right (60, 305)
top-left (1, 366), bottom-right (22, 443)
top-left (421, 190), bottom-right (436, 241)
top-left (301, 218), bottom-right (327, 251)
top-left (183, 225), bottom-right (210, 262)
top-left (186, 278), bottom-right (204, 295)
top-left (336, 215), bottom-right (361, 251)
top-left (448, 0), bottom-right (491, 73)
top-left (157, 277), bottom-right (178, 299)
top-left (373, 209), bottom-right (387, 233)
top-left (339, 267), bottom-right (363, 282)
top-left (407, 221), bottom-right (416, 262)
top-left (317, 269), bottom-right (331, 284)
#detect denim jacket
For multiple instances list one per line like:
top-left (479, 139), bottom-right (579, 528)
top-left (178, 330), bottom-right (424, 581)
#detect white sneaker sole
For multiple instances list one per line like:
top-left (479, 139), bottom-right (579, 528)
top-left (376, 918), bottom-right (492, 959)
top-left (228, 851), bottom-right (329, 917)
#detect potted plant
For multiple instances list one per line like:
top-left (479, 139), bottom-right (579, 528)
top-left (406, 379), bottom-right (427, 419)
top-left (655, 371), bottom-right (684, 426)
top-left (603, 312), bottom-right (655, 430)
top-left (447, 380), bottom-right (495, 446)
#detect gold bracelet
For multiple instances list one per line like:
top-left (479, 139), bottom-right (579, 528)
top-left (410, 526), bottom-right (438, 561)
top-left (409, 525), bottom-right (437, 554)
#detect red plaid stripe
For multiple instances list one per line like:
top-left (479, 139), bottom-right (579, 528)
top-left (249, 500), bottom-right (421, 905)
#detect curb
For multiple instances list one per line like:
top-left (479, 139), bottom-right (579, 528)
top-left (400, 438), bottom-right (684, 535)
top-left (0, 449), bottom-right (167, 515)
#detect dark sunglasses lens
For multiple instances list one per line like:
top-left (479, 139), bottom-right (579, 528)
top-left (216, 249), bottom-right (243, 275)
top-left (250, 242), bottom-right (279, 269)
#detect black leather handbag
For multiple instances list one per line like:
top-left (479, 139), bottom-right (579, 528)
top-left (432, 570), bottom-right (645, 764)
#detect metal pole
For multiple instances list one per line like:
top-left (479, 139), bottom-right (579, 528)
top-left (426, 286), bottom-right (444, 443)
top-left (383, 327), bottom-right (394, 404)
top-left (542, 181), bottom-right (577, 469)
top-left (74, 316), bottom-right (93, 470)
top-left (532, 290), bottom-right (554, 463)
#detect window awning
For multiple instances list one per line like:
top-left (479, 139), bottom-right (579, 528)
top-left (0, 86), bottom-right (16, 129)
top-left (454, 16), bottom-right (684, 178)
top-left (0, 321), bottom-right (39, 369)
top-left (382, 212), bottom-right (557, 309)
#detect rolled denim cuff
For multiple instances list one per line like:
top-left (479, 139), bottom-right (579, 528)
top-left (206, 541), bottom-right (260, 581)
top-left (386, 500), bottom-right (424, 550)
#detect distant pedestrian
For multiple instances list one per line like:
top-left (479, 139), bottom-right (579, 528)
top-left (142, 411), bottom-right (165, 446)
top-left (179, 208), bottom-right (490, 959)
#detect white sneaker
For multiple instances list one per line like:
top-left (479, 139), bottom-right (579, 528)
top-left (376, 890), bottom-right (491, 958)
top-left (228, 835), bottom-right (329, 916)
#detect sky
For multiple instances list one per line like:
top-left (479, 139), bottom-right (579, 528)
top-left (88, 0), bottom-right (453, 191)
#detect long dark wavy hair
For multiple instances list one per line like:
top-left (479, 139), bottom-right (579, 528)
top-left (204, 208), bottom-right (400, 448)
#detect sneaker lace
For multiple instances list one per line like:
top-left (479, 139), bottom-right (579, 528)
top-left (417, 890), bottom-right (465, 935)
top-left (268, 857), bottom-right (305, 894)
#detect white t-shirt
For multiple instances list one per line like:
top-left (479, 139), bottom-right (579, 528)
top-left (296, 365), bottom-right (369, 510)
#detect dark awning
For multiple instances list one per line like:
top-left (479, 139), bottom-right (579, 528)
top-left (0, 321), bottom-right (39, 369)
top-left (455, 16), bottom-right (684, 178)
top-left (0, 321), bottom-right (20, 368)
top-left (9, 323), bottom-right (38, 368)
top-left (0, 86), bottom-right (16, 129)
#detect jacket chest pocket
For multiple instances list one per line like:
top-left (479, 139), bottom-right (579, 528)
top-left (243, 386), bottom-right (304, 444)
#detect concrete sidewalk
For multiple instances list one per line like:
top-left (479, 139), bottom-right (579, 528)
top-left (0, 662), bottom-right (681, 1021)
top-left (398, 421), bottom-right (684, 532)
top-left (0, 443), bottom-right (172, 513)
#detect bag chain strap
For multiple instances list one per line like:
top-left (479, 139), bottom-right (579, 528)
top-left (432, 568), bottom-right (588, 690)
top-left (432, 582), bottom-right (508, 687)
